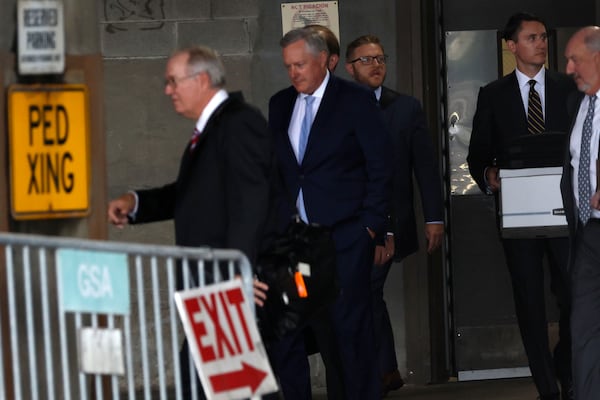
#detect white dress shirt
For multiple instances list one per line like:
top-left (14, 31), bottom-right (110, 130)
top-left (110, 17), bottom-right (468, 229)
top-left (288, 71), bottom-right (330, 222)
top-left (515, 67), bottom-right (546, 120)
top-left (570, 89), bottom-right (600, 218)
top-left (195, 89), bottom-right (229, 132)
top-left (131, 89), bottom-right (229, 217)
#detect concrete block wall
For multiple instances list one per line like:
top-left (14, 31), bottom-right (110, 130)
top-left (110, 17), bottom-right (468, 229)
top-left (0, 0), bottom-right (407, 389)
top-left (100, 0), bottom-right (262, 244)
top-left (101, 0), bottom-right (398, 247)
top-left (100, 1), bottom-right (404, 390)
top-left (0, 2), bottom-right (15, 52)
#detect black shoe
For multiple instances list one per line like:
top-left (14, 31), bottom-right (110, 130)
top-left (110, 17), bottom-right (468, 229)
top-left (561, 385), bottom-right (574, 400)
top-left (559, 377), bottom-right (573, 400)
top-left (381, 370), bottom-right (404, 398)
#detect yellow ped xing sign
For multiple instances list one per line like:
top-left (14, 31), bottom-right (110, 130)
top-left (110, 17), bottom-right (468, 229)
top-left (8, 84), bottom-right (90, 220)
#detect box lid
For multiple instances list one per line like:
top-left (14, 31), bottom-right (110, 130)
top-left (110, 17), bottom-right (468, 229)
top-left (499, 167), bottom-right (563, 178)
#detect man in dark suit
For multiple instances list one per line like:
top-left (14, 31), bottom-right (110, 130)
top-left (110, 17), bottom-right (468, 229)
top-left (468, 12), bottom-right (575, 400)
top-left (562, 25), bottom-right (600, 400)
top-left (268, 27), bottom-right (390, 400)
top-left (344, 34), bottom-right (444, 396)
top-left (107, 45), bottom-right (273, 398)
top-left (107, 45), bottom-right (271, 261)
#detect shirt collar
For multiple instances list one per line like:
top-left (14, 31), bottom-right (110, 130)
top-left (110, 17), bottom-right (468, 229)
top-left (195, 89), bottom-right (229, 132)
top-left (300, 70), bottom-right (330, 100)
top-left (374, 86), bottom-right (382, 101)
top-left (515, 67), bottom-right (545, 90)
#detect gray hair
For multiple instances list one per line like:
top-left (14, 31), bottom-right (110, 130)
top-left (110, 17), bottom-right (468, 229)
top-left (175, 46), bottom-right (226, 88)
top-left (583, 26), bottom-right (600, 53)
top-left (280, 27), bottom-right (329, 57)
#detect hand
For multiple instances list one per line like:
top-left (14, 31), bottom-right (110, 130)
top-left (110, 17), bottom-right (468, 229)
top-left (591, 191), bottom-right (600, 210)
top-left (374, 234), bottom-right (395, 265)
top-left (107, 192), bottom-right (136, 228)
top-left (425, 224), bottom-right (444, 253)
top-left (253, 279), bottom-right (269, 307)
top-left (486, 167), bottom-right (500, 192)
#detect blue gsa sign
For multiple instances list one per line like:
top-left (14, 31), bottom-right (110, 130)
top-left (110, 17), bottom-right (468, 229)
top-left (57, 249), bottom-right (130, 315)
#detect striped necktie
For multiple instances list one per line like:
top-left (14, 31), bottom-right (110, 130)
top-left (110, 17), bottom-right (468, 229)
top-left (578, 95), bottom-right (597, 225)
top-left (527, 80), bottom-right (544, 134)
top-left (189, 128), bottom-right (201, 152)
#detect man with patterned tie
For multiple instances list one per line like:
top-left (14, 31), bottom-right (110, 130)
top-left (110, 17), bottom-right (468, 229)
top-left (107, 46), bottom-right (273, 399)
top-left (562, 26), bottom-right (600, 400)
top-left (268, 27), bottom-right (391, 400)
top-left (467, 12), bottom-right (576, 400)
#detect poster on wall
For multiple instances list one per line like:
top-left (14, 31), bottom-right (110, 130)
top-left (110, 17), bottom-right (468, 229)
top-left (281, 1), bottom-right (339, 40)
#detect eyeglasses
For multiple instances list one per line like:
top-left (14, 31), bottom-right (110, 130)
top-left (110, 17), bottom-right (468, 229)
top-left (348, 55), bottom-right (388, 65)
top-left (164, 73), bottom-right (200, 89)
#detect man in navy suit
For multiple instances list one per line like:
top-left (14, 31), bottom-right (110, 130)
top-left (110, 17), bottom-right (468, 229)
top-left (468, 12), bottom-right (575, 400)
top-left (562, 25), bottom-right (600, 400)
top-left (268, 27), bottom-right (391, 400)
top-left (345, 34), bottom-right (444, 396)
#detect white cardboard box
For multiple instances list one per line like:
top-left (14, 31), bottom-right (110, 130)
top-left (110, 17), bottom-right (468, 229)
top-left (499, 167), bottom-right (567, 238)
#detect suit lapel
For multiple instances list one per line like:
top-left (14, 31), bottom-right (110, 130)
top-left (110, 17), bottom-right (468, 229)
top-left (302, 76), bottom-right (339, 161)
top-left (544, 70), bottom-right (563, 132)
top-left (505, 72), bottom-right (528, 134)
top-left (379, 86), bottom-right (398, 109)
top-left (278, 88), bottom-right (299, 163)
top-left (563, 93), bottom-right (584, 229)
top-left (179, 98), bottom-right (234, 186)
top-left (565, 92), bottom-right (585, 148)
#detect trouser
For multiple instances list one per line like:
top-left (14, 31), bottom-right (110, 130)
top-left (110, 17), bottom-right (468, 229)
top-left (571, 220), bottom-right (600, 400)
top-left (371, 258), bottom-right (398, 375)
top-left (502, 237), bottom-right (571, 399)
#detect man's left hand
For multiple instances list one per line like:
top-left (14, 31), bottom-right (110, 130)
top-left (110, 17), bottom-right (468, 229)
top-left (374, 234), bottom-right (395, 265)
top-left (591, 191), bottom-right (600, 210)
top-left (425, 223), bottom-right (444, 253)
top-left (253, 279), bottom-right (269, 307)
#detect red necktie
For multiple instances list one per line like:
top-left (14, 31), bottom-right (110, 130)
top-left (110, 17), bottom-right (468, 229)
top-left (190, 128), bottom-right (201, 152)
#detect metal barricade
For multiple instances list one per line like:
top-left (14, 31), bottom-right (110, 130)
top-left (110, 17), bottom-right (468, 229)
top-left (0, 232), bottom-right (255, 400)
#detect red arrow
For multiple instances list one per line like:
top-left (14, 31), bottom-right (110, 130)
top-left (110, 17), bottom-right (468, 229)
top-left (209, 361), bottom-right (268, 394)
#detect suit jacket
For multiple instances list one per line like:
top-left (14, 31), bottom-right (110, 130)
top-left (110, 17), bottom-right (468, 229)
top-left (380, 86), bottom-right (444, 260)
top-left (561, 91), bottom-right (587, 265)
top-left (133, 96), bottom-right (273, 265)
top-left (268, 75), bottom-right (390, 248)
top-left (468, 69), bottom-right (576, 194)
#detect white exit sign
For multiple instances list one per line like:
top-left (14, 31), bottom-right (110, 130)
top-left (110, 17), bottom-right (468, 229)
top-left (17, 0), bottom-right (65, 75)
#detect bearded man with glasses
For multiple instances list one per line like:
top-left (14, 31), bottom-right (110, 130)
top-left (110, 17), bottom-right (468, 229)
top-left (345, 34), bottom-right (444, 397)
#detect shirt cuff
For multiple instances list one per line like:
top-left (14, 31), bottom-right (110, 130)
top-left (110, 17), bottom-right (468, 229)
top-left (128, 190), bottom-right (139, 221)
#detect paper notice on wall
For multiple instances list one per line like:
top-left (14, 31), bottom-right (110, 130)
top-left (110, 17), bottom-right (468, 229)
top-left (281, 1), bottom-right (339, 41)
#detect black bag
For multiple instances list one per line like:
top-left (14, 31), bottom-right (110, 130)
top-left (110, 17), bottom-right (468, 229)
top-left (255, 217), bottom-right (338, 342)
top-left (496, 131), bottom-right (567, 169)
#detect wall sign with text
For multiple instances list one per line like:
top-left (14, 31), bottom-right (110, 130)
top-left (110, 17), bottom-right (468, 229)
top-left (17, 0), bottom-right (65, 75)
top-left (8, 84), bottom-right (90, 220)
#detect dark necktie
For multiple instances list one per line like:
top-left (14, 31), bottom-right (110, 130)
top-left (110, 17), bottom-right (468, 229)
top-left (578, 95), bottom-right (597, 225)
top-left (527, 80), bottom-right (544, 135)
top-left (298, 95), bottom-right (315, 162)
top-left (189, 128), bottom-right (201, 152)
